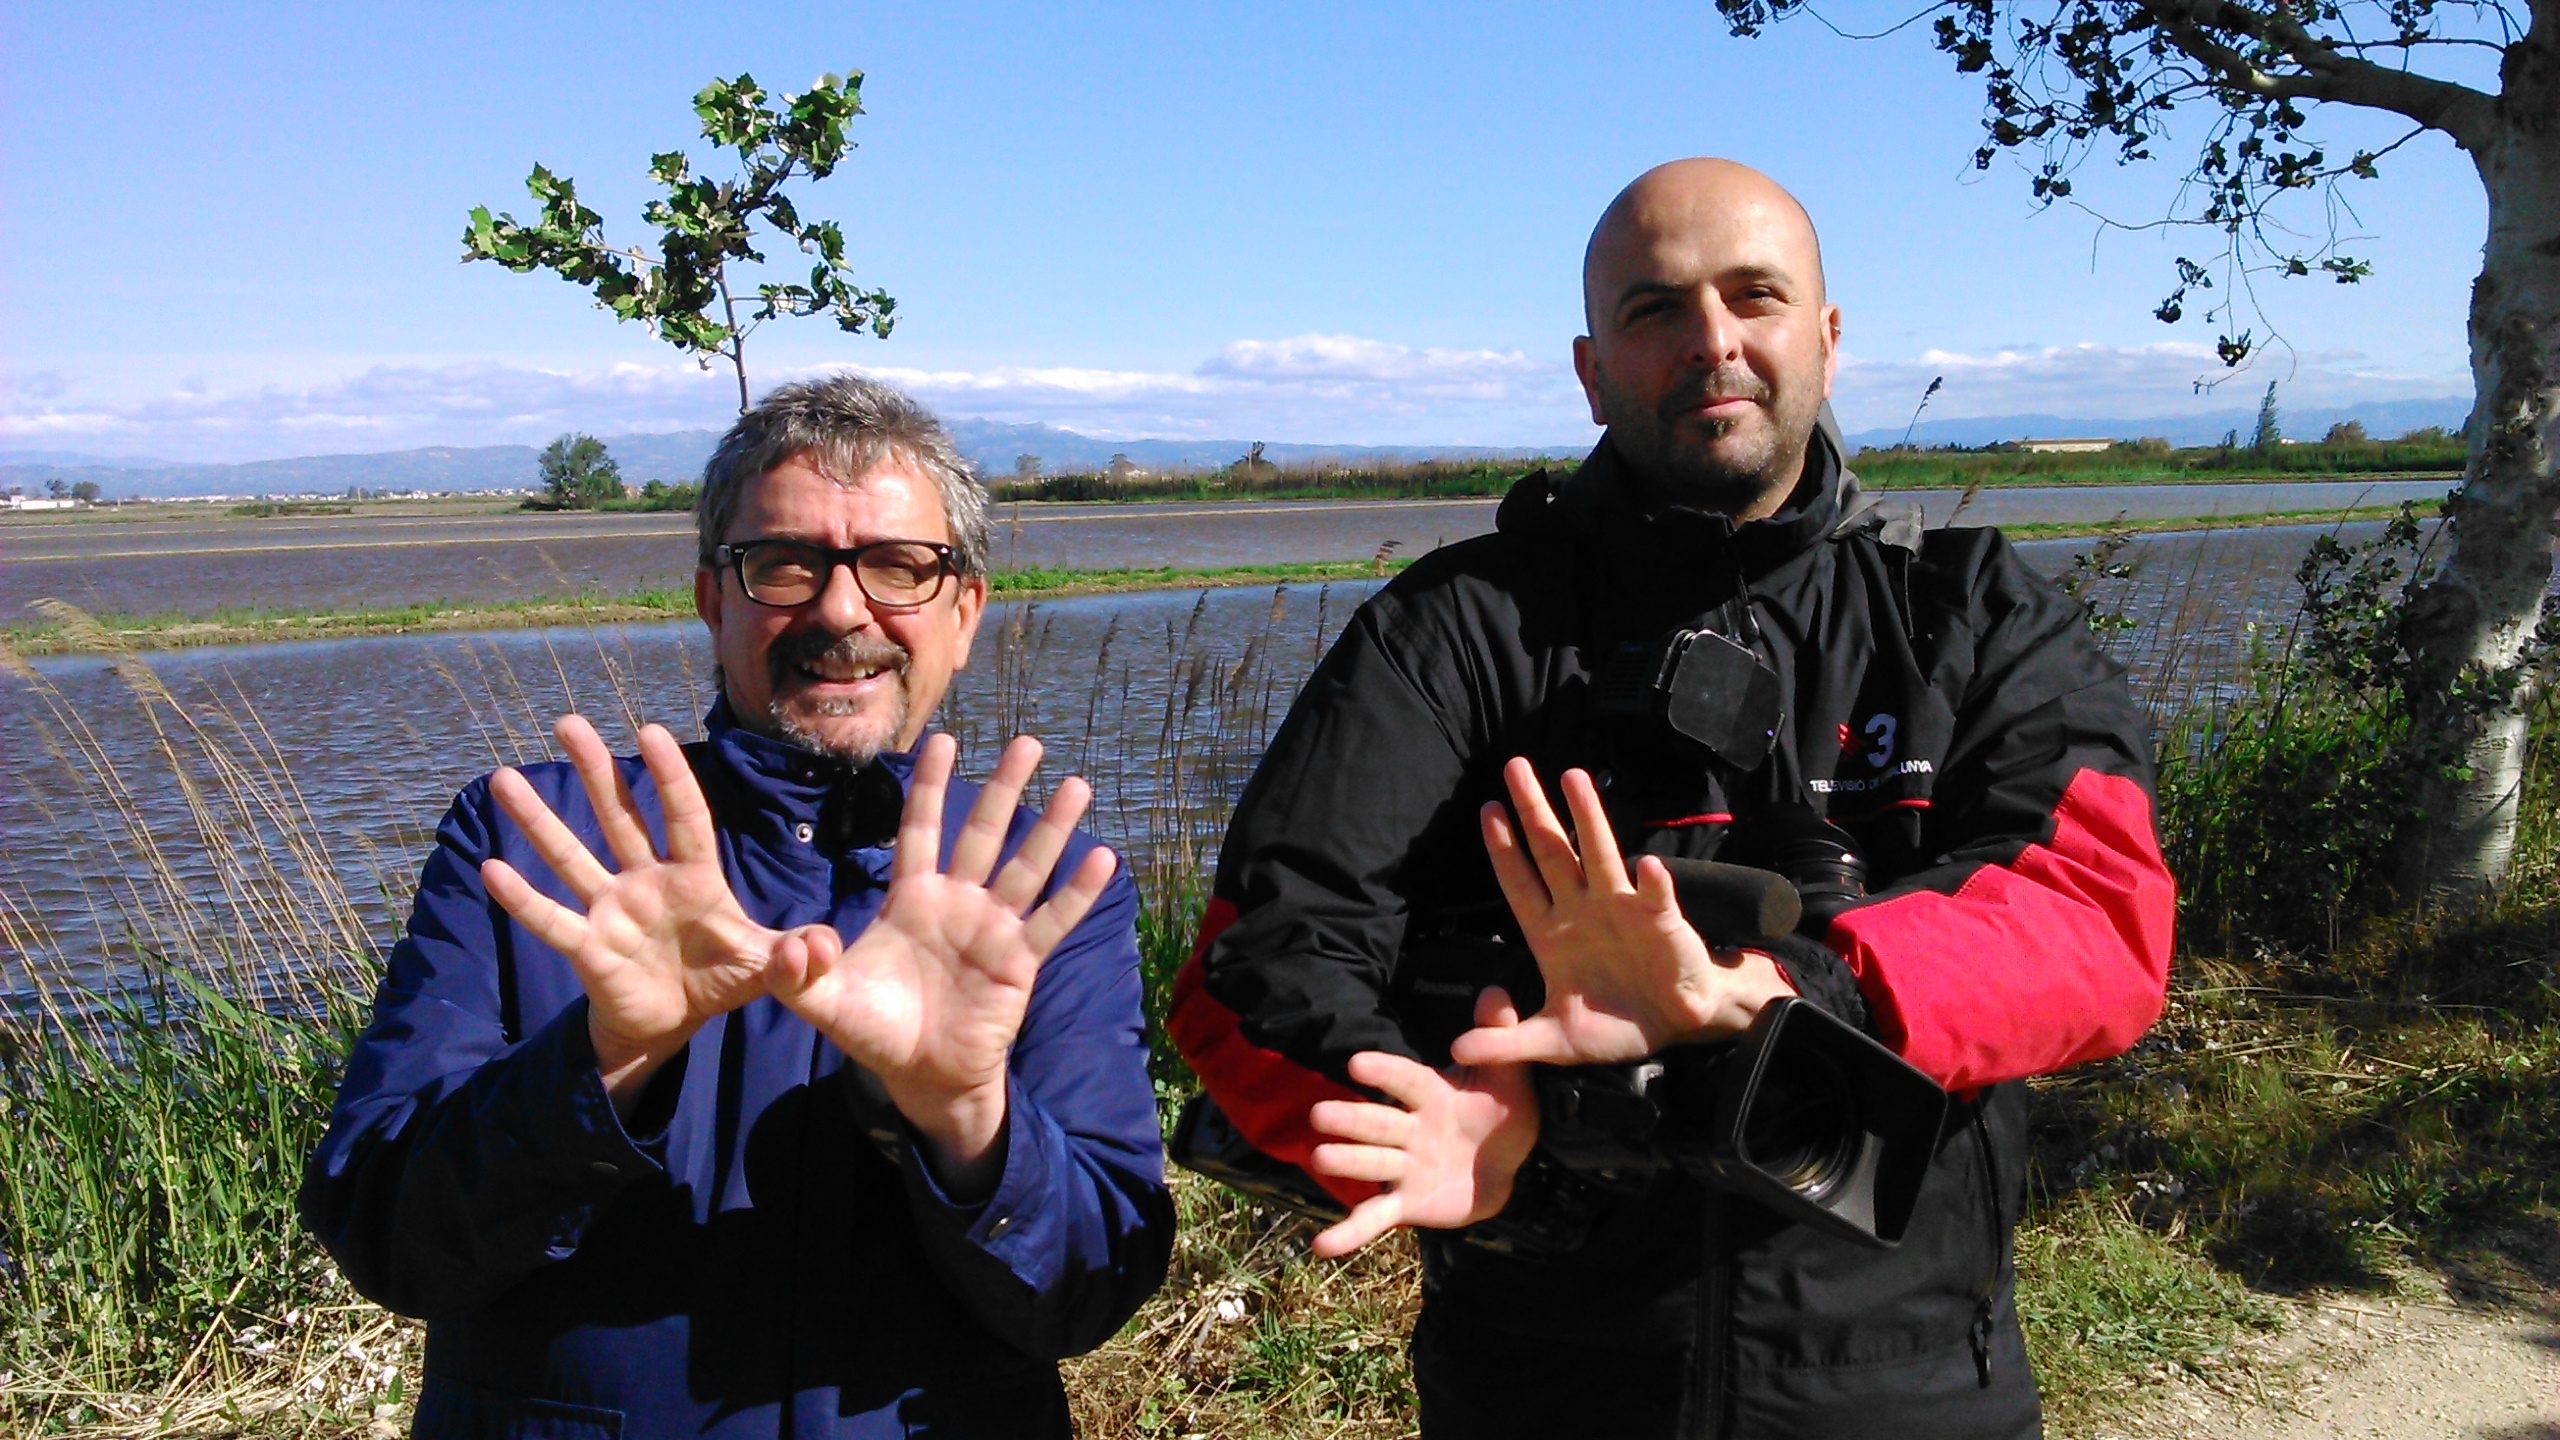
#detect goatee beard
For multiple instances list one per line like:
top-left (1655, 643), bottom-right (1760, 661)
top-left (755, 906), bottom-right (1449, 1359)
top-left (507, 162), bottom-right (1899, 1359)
top-left (1596, 361), bottom-right (1805, 515)
top-left (763, 631), bottom-right (911, 772)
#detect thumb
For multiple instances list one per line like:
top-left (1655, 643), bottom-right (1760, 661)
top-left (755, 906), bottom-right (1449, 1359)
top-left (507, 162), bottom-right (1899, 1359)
top-left (767, 923), bottom-right (842, 998)
top-left (1473, 984), bottom-right (1521, 1030)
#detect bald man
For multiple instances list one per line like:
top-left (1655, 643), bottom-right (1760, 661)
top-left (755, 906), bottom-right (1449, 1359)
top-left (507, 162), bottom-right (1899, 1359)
top-left (1170, 160), bottom-right (2172, 1437)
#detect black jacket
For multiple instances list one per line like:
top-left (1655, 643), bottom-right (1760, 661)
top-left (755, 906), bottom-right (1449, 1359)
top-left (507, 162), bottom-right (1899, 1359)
top-left (1169, 429), bottom-right (2173, 1437)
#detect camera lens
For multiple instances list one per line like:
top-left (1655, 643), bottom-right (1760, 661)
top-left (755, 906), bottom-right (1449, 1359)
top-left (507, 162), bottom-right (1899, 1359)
top-left (1739, 1045), bottom-right (1860, 1200)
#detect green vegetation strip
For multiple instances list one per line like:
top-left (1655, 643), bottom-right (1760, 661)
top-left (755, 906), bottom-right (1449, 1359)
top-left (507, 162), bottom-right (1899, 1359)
top-left (3, 508), bottom-right (2415, 657)
top-left (1995, 501), bottom-right (2414, 541)
top-left (0, 560), bottom-right (1413, 657)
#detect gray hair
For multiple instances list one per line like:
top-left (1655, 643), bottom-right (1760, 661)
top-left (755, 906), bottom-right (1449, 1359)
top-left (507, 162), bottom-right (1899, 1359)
top-left (695, 374), bottom-right (992, 576)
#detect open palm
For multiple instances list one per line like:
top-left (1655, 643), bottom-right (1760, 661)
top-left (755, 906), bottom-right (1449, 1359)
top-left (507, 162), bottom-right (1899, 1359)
top-left (483, 716), bottom-right (783, 1081)
top-left (766, 733), bottom-right (1116, 1156)
top-left (1305, 987), bottom-right (1540, 1258)
top-left (1451, 758), bottom-right (1775, 1069)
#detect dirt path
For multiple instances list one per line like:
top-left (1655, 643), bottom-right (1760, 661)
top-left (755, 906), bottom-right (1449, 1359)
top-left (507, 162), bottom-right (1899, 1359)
top-left (2092, 1280), bottom-right (2560, 1439)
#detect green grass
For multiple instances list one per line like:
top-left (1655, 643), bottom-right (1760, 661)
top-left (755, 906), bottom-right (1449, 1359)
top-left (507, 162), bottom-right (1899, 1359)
top-left (2015, 1194), bottom-right (2284, 1425)
top-left (0, 562), bottom-right (1412, 657)
top-left (984, 437), bottom-right (2466, 507)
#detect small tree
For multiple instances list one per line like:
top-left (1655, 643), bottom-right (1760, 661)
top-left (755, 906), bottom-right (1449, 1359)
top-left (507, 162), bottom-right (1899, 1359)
top-left (1013, 454), bottom-right (1045, 483)
top-left (2325, 420), bottom-right (2370, 447)
top-left (69, 481), bottom-right (100, 503)
top-left (465, 71), bottom-right (895, 414)
top-left (2252, 381), bottom-right (2284, 452)
top-left (44, 478), bottom-right (68, 499)
top-left (537, 434), bottom-right (625, 509)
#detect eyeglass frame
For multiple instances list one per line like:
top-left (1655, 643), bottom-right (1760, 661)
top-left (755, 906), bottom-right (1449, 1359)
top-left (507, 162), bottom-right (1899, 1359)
top-left (711, 537), bottom-right (962, 610)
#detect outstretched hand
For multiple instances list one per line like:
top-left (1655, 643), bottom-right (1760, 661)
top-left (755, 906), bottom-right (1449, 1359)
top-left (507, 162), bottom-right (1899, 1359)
top-left (482, 715), bottom-right (803, 1111)
top-left (1303, 987), bottom-right (1540, 1258)
top-left (1448, 758), bottom-right (1792, 1070)
top-left (763, 732), bottom-right (1118, 1192)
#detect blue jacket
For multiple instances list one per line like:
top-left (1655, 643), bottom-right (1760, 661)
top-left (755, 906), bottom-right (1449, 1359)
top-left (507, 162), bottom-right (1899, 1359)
top-left (301, 705), bottom-right (1173, 1439)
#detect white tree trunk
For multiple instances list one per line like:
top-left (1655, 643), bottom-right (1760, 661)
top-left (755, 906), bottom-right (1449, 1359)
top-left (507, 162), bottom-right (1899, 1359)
top-left (2402, 81), bottom-right (2560, 897)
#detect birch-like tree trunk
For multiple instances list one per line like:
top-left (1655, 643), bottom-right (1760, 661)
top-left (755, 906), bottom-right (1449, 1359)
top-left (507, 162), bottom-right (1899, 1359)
top-left (2401, 61), bottom-right (2560, 895)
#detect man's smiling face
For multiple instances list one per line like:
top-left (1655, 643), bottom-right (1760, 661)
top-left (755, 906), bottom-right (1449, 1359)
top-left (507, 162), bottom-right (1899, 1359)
top-left (695, 453), bottom-right (986, 765)
top-left (1573, 159), bottom-right (1841, 519)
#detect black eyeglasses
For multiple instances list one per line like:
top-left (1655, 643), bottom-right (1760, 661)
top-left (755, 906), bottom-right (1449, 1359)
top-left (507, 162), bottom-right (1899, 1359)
top-left (713, 538), bottom-right (958, 609)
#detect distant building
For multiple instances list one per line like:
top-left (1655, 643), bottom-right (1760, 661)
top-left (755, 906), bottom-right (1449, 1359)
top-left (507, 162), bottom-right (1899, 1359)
top-left (2015, 438), bottom-right (2115, 454)
top-left (1, 496), bottom-right (81, 511)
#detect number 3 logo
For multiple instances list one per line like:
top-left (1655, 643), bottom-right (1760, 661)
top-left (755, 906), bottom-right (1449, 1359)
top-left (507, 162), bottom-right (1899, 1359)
top-left (1864, 713), bottom-right (1898, 770)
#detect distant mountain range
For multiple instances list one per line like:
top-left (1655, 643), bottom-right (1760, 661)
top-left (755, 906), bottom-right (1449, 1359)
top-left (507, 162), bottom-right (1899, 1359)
top-left (0, 421), bottom-right (1570, 502)
top-left (0, 395), bottom-right (2474, 501)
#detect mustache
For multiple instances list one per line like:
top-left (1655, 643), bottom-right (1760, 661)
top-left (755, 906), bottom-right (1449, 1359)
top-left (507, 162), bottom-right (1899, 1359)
top-left (1656, 365), bottom-right (1769, 421)
top-left (770, 630), bottom-right (910, 681)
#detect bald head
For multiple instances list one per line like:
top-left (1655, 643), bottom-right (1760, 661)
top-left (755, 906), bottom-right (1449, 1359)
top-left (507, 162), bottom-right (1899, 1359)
top-left (1583, 159), bottom-right (1827, 332)
top-left (1571, 158), bottom-right (1840, 520)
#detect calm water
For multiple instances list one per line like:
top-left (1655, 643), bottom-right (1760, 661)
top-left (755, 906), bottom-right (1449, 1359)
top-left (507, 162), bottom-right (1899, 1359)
top-left (0, 513), bottom-right (2427, 1006)
top-left (0, 480), bottom-right (2451, 623)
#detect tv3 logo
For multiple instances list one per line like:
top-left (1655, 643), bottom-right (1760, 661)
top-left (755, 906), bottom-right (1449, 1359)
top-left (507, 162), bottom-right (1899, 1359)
top-left (1839, 713), bottom-right (1898, 769)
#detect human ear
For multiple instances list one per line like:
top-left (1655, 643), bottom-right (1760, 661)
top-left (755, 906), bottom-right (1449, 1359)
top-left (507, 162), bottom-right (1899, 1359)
top-left (1572, 335), bottom-right (1608, 427)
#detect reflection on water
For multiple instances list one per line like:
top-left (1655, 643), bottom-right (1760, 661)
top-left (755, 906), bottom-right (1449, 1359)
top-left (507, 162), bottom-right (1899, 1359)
top-left (0, 581), bottom-right (1381, 1005)
top-left (0, 519), bottom-right (2410, 1007)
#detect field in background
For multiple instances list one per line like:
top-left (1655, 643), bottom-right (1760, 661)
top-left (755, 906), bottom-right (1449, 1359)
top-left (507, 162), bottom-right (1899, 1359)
top-left (986, 431), bottom-right (2467, 504)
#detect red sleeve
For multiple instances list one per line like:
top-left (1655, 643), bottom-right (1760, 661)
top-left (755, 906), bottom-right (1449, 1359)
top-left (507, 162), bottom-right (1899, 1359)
top-left (1165, 899), bottom-right (1384, 1207)
top-left (1827, 767), bottom-right (2173, 1092)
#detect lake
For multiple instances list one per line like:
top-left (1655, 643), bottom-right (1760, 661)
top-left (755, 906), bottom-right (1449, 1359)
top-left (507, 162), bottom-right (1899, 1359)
top-left (0, 511), bottom-right (2402, 1006)
top-left (0, 479), bottom-right (2451, 622)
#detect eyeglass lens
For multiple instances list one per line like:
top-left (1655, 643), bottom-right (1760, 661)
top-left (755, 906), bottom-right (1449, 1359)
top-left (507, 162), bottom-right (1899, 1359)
top-left (739, 541), bottom-right (948, 607)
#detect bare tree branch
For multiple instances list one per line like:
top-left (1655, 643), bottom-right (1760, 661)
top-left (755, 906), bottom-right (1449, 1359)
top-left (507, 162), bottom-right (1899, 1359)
top-left (2141, 0), bottom-right (2499, 140)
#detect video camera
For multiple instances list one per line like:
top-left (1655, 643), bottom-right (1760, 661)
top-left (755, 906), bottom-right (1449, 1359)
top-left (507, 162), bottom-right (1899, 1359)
top-left (1170, 848), bottom-right (1948, 1251)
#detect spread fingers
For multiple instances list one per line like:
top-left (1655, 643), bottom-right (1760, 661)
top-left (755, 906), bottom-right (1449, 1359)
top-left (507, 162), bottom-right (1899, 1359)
top-left (1559, 768), bottom-right (1631, 893)
top-left (949, 735), bottom-right (1041, 885)
top-left (557, 714), bottom-right (657, 872)
top-left (489, 766), bottom-right (613, 903)
top-left (1311, 1194), bottom-right (1405, 1259)
top-left (1309, 1097), bottom-right (1417, 1148)
top-left (1500, 758), bottom-right (1588, 897)
top-left (1307, 1143), bottom-right (1407, 1186)
top-left (892, 733), bottom-right (957, 884)
top-left (992, 775), bottom-right (1092, 913)
top-left (481, 858), bottom-right (588, 956)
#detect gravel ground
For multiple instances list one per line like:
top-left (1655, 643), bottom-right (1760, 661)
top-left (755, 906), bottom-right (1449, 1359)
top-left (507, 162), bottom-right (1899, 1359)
top-left (2086, 1276), bottom-right (2559, 1440)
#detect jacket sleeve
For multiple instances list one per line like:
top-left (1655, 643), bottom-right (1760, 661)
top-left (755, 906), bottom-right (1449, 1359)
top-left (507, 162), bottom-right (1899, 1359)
top-left (1169, 586), bottom-right (1490, 1203)
top-left (883, 852), bottom-right (1174, 1359)
top-left (1826, 532), bottom-right (2175, 1092)
top-left (298, 778), bottom-right (671, 1320)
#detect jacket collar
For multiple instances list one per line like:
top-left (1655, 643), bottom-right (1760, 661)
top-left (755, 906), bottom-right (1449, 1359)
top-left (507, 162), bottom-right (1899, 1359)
top-left (1515, 414), bottom-right (1850, 580)
top-left (701, 695), bottom-right (911, 852)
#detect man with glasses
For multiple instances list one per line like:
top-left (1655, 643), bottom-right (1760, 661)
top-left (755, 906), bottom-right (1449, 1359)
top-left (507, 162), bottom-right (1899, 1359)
top-left (1172, 159), bottom-right (2173, 1436)
top-left (303, 375), bottom-right (1172, 1439)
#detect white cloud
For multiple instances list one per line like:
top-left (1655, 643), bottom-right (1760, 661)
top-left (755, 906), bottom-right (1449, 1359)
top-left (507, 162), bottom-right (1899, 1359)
top-left (1, 338), bottom-right (1591, 463)
top-left (1829, 340), bottom-right (2466, 432)
top-left (2, 334), bottom-right (2466, 466)
top-left (0, 361), bottom-right (746, 463)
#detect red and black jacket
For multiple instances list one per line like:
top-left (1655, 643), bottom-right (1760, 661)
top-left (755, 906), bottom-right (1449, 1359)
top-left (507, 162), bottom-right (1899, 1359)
top-left (1169, 429), bottom-right (2173, 1438)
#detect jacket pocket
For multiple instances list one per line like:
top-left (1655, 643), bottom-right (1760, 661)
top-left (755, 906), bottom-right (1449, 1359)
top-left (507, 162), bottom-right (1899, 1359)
top-left (412, 1374), bottom-right (624, 1440)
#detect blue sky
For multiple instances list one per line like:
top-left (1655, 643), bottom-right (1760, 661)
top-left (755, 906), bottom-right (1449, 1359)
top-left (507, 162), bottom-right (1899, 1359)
top-left (1, 1), bottom-right (2487, 463)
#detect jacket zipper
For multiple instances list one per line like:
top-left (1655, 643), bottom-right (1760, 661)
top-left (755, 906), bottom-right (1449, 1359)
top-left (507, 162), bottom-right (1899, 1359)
top-left (1968, 1102), bottom-right (2005, 1387)
top-left (1680, 1190), bottom-right (1733, 1438)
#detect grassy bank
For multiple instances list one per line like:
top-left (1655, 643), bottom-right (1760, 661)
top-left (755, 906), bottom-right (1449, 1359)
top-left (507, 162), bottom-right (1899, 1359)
top-left (2, 507), bottom-right (2412, 659)
top-left (0, 560), bottom-right (1412, 658)
top-left (984, 435), bottom-right (2463, 505)
top-left (5, 507), bottom-right (2556, 1437)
